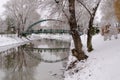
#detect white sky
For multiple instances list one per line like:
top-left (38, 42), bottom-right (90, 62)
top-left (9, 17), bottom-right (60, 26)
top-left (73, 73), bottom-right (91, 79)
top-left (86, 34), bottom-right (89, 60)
top-left (0, 0), bottom-right (9, 16)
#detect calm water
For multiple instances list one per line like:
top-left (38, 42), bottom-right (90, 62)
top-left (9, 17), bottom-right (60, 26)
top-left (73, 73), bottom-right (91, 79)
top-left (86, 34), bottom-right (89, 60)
top-left (0, 39), bottom-right (70, 80)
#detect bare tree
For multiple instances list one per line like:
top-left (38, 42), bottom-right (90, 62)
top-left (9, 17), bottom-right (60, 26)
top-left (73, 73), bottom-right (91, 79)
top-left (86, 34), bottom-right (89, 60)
top-left (68, 0), bottom-right (88, 60)
top-left (4, 0), bottom-right (40, 37)
top-left (0, 18), bottom-right (7, 33)
top-left (32, 0), bottom-right (101, 60)
top-left (39, 0), bottom-right (91, 60)
top-left (76, 0), bottom-right (101, 52)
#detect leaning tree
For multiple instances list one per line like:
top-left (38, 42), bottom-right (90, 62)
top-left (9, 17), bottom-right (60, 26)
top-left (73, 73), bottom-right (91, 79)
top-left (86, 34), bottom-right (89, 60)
top-left (39, 0), bottom-right (101, 60)
top-left (77, 0), bottom-right (101, 52)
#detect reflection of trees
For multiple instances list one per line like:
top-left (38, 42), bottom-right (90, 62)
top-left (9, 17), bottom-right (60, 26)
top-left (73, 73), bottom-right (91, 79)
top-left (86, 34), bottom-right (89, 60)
top-left (0, 39), bottom-right (70, 80)
top-left (1, 46), bottom-right (40, 80)
top-left (29, 39), bottom-right (70, 63)
top-left (32, 39), bottom-right (70, 48)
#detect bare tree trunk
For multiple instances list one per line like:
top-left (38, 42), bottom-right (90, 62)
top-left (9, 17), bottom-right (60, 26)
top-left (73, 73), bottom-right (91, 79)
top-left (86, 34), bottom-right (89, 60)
top-left (17, 27), bottom-right (20, 37)
top-left (68, 0), bottom-right (88, 61)
top-left (87, 17), bottom-right (94, 52)
top-left (17, 25), bottom-right (22, 38)
top-left (87, 0), bottom-right (101, 52)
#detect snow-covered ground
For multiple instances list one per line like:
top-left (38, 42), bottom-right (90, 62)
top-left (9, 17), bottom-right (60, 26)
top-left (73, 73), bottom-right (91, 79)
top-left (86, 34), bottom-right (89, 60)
top-left (1, 33), bottom-right (120, 80)
top-left (0, 36), bottom-right (27, 47)
top-left (0, 34), bottom-right (39, 52)
top-left (65, 34), bottom-right (120, 80)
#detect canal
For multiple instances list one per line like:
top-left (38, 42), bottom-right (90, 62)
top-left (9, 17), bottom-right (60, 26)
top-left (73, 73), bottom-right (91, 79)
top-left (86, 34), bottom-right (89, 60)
top-left (0, 39), bottom-right (71, 80)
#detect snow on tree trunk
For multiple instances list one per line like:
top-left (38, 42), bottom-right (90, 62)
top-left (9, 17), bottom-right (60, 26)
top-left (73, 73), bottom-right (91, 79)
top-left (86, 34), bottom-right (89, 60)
top-left (68, 0), bottom-right (88, 60)
top-left (87, 0), bottom-right (101, 52)
top-left (87, 17), bottom-right (94, 52)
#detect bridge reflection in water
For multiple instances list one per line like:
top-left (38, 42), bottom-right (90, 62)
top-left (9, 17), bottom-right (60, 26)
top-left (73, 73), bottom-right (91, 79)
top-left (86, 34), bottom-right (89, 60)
top-left (0, 39), bottom-right (71, 80)
top-left (25, 39), bottom-right (70, 63)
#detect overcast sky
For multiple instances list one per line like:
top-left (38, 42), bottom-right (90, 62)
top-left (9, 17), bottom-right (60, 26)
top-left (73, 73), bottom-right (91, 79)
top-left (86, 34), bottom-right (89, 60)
top-left (0, 0), bottom-right (9, 16)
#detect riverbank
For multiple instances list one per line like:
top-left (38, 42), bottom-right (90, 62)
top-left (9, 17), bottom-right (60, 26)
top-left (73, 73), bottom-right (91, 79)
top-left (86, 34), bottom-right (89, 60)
top-left (0, 35), bottom-right (36, 52)
top-left (0, 34), bottom-right (71, 52)
top-left (65, 34), bottom-right (120, 80)
top-left (1, 33), bottom-right (120, 80)
top-left (0, 36), bottom-right (27, 47)
top-left (0, 34), bottom-right (70, 80)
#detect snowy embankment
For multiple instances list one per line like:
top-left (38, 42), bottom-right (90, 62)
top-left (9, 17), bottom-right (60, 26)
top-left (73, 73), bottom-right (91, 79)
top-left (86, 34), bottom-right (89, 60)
top-left (0, 36), bottom-right (27, 47)
top-left (65, 34), bottom-right (120, 80)
top-left (0, 34), bottom-right (38, 52)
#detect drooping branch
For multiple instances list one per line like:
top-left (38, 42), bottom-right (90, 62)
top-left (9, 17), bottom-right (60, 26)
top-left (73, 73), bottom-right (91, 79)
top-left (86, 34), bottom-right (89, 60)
top-left (54, 0), bottom-right (69, 20)
top-left (77, 0), bottom-right (92, 17)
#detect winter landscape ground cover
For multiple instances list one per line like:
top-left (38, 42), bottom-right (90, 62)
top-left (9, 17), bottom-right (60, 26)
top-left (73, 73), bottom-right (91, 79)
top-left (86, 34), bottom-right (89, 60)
top-left (0, 35), bottom-right (27, 47)
top-left (0, 34), bottom-right (120, 80)
top-left (65, 34), bottom-right (120, 80)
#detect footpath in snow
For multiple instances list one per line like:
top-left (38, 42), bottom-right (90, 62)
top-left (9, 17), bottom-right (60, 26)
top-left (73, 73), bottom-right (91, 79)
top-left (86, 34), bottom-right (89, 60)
top-left (65, 34), bottom-right (120, 80)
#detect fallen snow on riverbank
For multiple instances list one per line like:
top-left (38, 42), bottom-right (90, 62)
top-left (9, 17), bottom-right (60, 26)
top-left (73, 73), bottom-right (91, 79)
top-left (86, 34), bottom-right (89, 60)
top-left (0, 34), bottom-right (44, 47)
top-left (0, 34), bottom-right (41, 52)
top-left (0, 36), bottom-right (27, 47)
top-left (1, 34), bottom-right (120, 80)
top-left (0, 34), bottom-right (71, 52)
top-left (65, 34), bottom-right (120, 80)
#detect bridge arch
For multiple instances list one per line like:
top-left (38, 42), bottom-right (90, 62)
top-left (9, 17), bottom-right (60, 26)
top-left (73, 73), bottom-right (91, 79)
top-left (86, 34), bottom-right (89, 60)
top-left (26, 19), bottom-right (64, 32)
top-left (20, 19), bottom-right (65, 36)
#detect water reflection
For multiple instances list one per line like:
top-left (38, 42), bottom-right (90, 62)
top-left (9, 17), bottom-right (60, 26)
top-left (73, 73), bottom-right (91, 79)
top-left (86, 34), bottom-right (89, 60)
top-left (1, 46), bottom-right (40, 80)
top-left (32, 39), bottom-right (70, 48)
top-left (0, 39), bottom-right (70, 80)
top-left (27, 39), bottom-right (70, 63)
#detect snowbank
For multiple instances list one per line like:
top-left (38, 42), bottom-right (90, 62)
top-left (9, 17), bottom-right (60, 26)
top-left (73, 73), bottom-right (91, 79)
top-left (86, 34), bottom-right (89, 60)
top-left (0, 34), bottom-right (39, 52)
top-left (65, 34), bottom-right (120, 80)
top-left (0, 36), bottom-right (26, 47)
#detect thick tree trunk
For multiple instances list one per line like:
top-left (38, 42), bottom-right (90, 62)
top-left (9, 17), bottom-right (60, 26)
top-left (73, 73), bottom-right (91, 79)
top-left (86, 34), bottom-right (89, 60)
top-left (87, 17), bottom-right (94, 52)
top-left (68, 0), bottom-right (88, 60)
